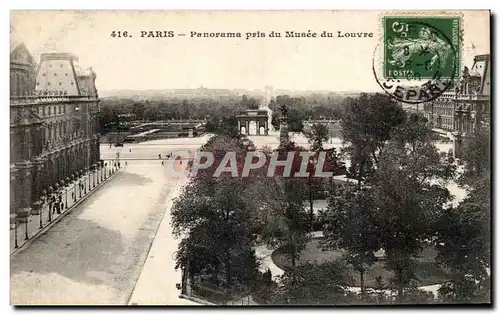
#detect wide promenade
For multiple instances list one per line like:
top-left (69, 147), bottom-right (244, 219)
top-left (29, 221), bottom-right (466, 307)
top-left (10, 138), bottom-right (206, 305)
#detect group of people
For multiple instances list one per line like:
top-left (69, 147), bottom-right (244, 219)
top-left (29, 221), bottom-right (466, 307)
top-left (159, 153), bottom-right (176, 166)
top-left (48, 193), bottom-right (64, 215)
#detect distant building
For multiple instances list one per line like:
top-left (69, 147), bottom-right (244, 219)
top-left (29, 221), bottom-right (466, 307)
top-left (171, 85), bottom-right (236, 98)
top-left (422, 54), bottom-right (490, 157)
top-left (10, 32), bottom-right (101, 225)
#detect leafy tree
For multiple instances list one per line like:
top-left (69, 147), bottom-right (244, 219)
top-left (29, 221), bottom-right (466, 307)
top-left (261, 142), bottom-right (310, 270)
top-left (271, 112), bottom-right (280, 131)
top-left (172, 135), bottom-right (265, 291)
top-left (459, 124), bottom-right (490, 187)
top-left (204, 115), bottom-right (218, 132)
top-left (241, 95), bottom-right (260, 110)
top-left (131, 102), bottom-right (145, 120)
top-left (262, 177), bottom-right (309, 270)
top-left (305, 123), bottom-right (329, 152)
top-left (369, 115), bottom-right (453, 301)
top-left (321, 184), bottom-right (381, 296)
top-left (172, 177), bottom-right (259, 289)
top-left (273, 261), bottom-right (353, 305)
top-left (303, 124), bottom-right (346, 229)
top-left (288, 108), bottom-right (305, 132)
top-left (341, 93), bottom-right (406, 183)
top-left (435, 173), bottom-right (490, 303)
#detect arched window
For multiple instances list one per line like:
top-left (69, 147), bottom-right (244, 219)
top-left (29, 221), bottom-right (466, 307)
top-left (10, 73), bottom-right (15, 97)
top-left (15, 72), bottom-right (20, 97)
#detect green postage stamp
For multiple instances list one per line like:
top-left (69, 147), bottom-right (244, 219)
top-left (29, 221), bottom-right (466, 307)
top-left (383, 16), bottom-right (461, 80)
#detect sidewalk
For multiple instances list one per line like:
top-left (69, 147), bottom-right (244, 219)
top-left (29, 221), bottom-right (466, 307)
top-left (10, 167), bottom-right (122, 257)
top-left (127, 175), bottom-right (200, 305)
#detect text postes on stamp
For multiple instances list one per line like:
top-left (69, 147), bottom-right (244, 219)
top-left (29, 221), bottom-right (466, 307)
top-left (374, 15), bottom-right (461, 104)
top-left (384, 16), bottom-right (460, 80)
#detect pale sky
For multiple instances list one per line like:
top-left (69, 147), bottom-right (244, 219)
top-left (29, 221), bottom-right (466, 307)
top-left (11, 10), bottom-right (490, 92)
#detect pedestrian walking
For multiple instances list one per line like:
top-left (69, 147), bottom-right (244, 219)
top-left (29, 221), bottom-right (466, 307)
top-left (125, 161), bottom-right (128, 166)
top-left (129, 148), bottom-right (131, 152)
top-left (118, 162), bottom-right (121, 168)
top-left (53, 195), bottom-right (60, 214)
top-left (159, 153), bottom-right (162, 159)
top-left (161, 161), bottom-right (164, 166)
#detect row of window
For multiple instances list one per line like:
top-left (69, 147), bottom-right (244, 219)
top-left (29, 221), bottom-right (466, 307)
top-left (36, 80), bottom-right (75, 86)
top-left (435, 107), bottom-right (454, 117)
top-left (42, 72), bottom-right (69, 77)
top-left (38, 104), bottom-right (67, 117)
top-left (10, 70), bottom-right (35, 98)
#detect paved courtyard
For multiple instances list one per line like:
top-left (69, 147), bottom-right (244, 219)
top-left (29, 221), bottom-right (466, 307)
top-left (10, 137), bottom-right (206, 305)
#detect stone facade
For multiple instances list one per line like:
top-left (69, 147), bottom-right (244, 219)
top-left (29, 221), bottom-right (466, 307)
top-left (10, 41), bottom-right (101, 224)
top-left (422, 54), bottom-right (490, 157)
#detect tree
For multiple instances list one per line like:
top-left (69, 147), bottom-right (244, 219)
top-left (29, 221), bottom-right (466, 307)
top-left (273, 261), bottom-right (353, 305)
top-left (305, 123), bottom-right (329, 152)
top-left (271, 112), bottom-right (280, 131)
top-left (288, 108), bottom-right (305, 132)
top-left (303, 124), bottom-right (329, 231)
top-left (260, 142), bottom-right (311, 270)
top-left (341, 93), bottom-right (406, 184)
top-left (459, 124), bottom-right (490, 187)
top-left (302, 123), bottom-right (346, 230)
top-left (203, 115), bottom-right (239, 137)
top-left (433, 121), bottom-right (491, 304)
top-left (262, 173), bottom-right (310, 270)
top-left (131, 102), bottom-right (145, 120)
top-left (241, 95), bottom-right (260, 110)
top-left (369, 115), bottom-right (453, 301)
top-left (205, 115), bottom-right (220, 132)
top-left (172, 135), bottom-right (265, 291)
top-left (321, 183), bottom-right (381, 296)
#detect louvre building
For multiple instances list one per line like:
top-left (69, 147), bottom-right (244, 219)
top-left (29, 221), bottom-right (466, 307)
top-left (10, 33), bottom-right (101, 226)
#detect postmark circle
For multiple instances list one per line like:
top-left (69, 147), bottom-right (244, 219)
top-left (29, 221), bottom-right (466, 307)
top-left (373, 19), bottom-right (459, 104)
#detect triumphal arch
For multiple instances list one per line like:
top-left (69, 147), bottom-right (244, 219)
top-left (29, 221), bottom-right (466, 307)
top-left (236, 109), bottom-right (269, 135)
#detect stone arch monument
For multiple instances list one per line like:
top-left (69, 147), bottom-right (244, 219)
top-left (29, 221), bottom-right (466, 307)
top-left (236, 109), bottom-right (269, 136)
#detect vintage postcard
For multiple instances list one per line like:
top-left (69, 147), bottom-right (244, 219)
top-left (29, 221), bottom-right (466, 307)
top-left (9, 10), bottom-right (491, 306)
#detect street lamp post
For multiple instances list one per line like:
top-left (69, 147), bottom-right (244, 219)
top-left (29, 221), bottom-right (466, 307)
top-left (72, 175), bottom-right (76, 201)
top-left (88, 168), bottom-right (92, 191)
top-left (39, 193), bottom-right (46, 229)
top-left (308, 157), bottom-right (318, 232)
top-left (39, 202), bottom-right (43, 229)
top-left (24, 215), bottom-right (29, 240)
top-left (65, 177), bottom-right (70, 208)
top-left (96, 165), bottom-right (100, 185)
top-left (59, 180), bottom-right (65, 209)
top-left (48, 186), bottom-right (53, 223)
top-left (14, 219), bottom-right (18, 249)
